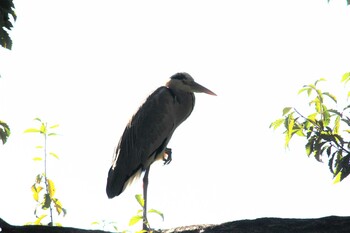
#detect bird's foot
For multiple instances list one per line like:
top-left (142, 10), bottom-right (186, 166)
top-left (163, 148), bottom-right (172, 165)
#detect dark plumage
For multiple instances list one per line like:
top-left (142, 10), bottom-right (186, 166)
top-left (106, 72), bottom-right (216, 199)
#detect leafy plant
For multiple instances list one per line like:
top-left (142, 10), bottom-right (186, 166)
top-left (129, 194), bottom-right (164, 233)
top-left (271, 72), bottom-right (350, 183)
top-left (0, 0), bottom-right (16, 50)
top-left (24, 118), bottom-right (66, 226)
top-left (0, 120), bottom-right (10, 144)
top-left (91, 220), bottom-right (120, 232)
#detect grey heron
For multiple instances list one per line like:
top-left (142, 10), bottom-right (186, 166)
top-left (106, 72), bottom-right (216, 231)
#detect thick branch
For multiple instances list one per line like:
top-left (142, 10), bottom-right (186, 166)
top-left (0, 218), bottom-right (109, 233)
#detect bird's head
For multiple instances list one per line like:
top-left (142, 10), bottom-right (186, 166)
top-left (166, 72), bottom-right (217, 96)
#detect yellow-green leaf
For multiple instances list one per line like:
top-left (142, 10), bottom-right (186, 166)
top-left (269, 118), bottom-right (284, 130)
top-left (295, 129), bottom-right (305, 137)
top-left (50, 124), bottom-right (60, 129)
top-left (24, 128), bottom-right (41, 133)
top-left (33, 157), bottom-right (43, 161)
top-left (323, 92), bottom-right (337, 103)
top-left (53, 198), bottom-right (63, 215)
top-left (34, 214), bottom-right (47, 225)
top-left (285, 114), bottom-right (294, 148)
top-left (148, 209), bottom-right (164, 221)
top-left (307, 113), bottom-right (318, 123)
top-left (40, 123), bottom-right (47, 134)
top-left (333, 172), bottom-right (342, 184)
top-left (135, 194), bottom-right (144, 207)
top-left (135, 230), bottom-right (148, 233)
top-left (48, 179), bottom-right (56, 198)
top-left (31, 185), bottom-right (43, 201)
top-left (49, 152), bottom-right (59, 159)
top-left (341, 72), bottom-right (350, 83)
top-left (129, 215), bottom-right (143, 226)
top-left (298, 87), bottom-right (309, 95)
top-left (334, 116), bottom-right (340, 134)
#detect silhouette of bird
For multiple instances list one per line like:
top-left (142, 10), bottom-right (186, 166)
top-left (106, 72), bottom-right (216, 230)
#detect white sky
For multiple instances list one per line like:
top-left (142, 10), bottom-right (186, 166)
top-left (1, 0), bottom-right (350, 231)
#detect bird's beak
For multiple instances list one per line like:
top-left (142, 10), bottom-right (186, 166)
top-left (192, 82), bottom-right (217, 96)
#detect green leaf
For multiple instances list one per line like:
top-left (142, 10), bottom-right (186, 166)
top-left (285, 113), bottom-right (295, 148)
top-left (35, 174), bottom-right (43, 184)
top-left (43, 193), bottom-right (52, 209)
top-left (53, 198), bottom-right (63, 215)
top-left (305, 139), bottom-right (314, 156)
top-left (0, 121), bottom-right (11, 144)
top-left (310, 98), bottom-right (321, 113)
top-left (48, 133), bottom-right (58, 136)
top-left (34, 118), bottom-right (42, 123)
top-left (148, 209), bottom-right (164, 221)
top-left (298, 87), bottom-right (309, 95)
top-left (334, 116), bottom-right (340, 134)
top-left (322, 104), bottom-right (330, 126)
top-left (129, 215), bottom-right (143, 226)
top-left (282, 107), bottom-right (292, 116)
top-left (269, 118), bottom-right (284, 130)
top-left (328, 109), bottom-right (342, 116)
top-left (50, 124), bottom-right (60, 129)
top-left (315, 78), bottom-right (326, 86)
top-left (49, 152), bottom-right (59, 159)
top-left (341, 72), bottom-right (350, 83)
top-left (307, 113), bottom-right (318, 123)
top-left (307, 87), bottom-right (312, 97)
top-left (323, 92), bottom-right (337, 103)
top-left (35, 145), bottom-right (43, 149)
top-left (135, 194), bottom-right (144, 207)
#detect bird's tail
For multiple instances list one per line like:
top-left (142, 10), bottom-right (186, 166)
top-left (106, 166), bottom-right (142, 198)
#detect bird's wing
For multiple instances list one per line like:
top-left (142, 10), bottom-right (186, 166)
top-left (106, 86), bottom-right (176, 198)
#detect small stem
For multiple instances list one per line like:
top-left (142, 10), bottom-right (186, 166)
top-left (43, 123), bottom-right (53, 225)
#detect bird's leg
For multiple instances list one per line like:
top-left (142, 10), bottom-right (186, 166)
top-left (142, 167), bottom-right (150, 231)
top-left (163, 147), bottom-right (172, 165)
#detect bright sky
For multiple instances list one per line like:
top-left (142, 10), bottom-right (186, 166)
top-left (1, 0), bottom-right (350, 232)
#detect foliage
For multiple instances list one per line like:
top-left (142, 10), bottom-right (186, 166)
top-left (24, 118), bottom-right (66, 226)
top-left (271, 72), bottom-right (350, 183)
top-left (0, 0), bottom-right (15, 144)
top-left (91, 220), bottom-right (120, 232)
top-left (0, 120), bottom-right (10, 144)
top-left (129, 194), bottom-right (164, 233)
top-left (91, 194), bottom-right (163, 233)
top-left (0, 0), bottom-right (16, 50)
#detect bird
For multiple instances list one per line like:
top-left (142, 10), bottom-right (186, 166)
top-left (106, 72), bottom-right (216, 231)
